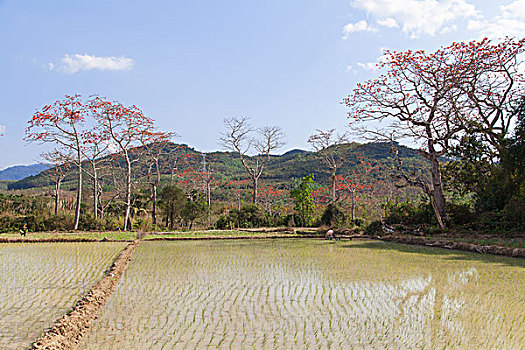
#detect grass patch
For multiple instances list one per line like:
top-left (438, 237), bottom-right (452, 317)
top-left (0, 231), bottom-right (137, 241)
top-left (144, 230), bottom-right (309, 240)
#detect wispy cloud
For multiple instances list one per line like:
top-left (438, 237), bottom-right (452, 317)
top-left (0, 125), bottom-right (6, 136)
top-left (356, 51), bottom-right (389, 71)
top-left (342, 20), bottom-right (377, 39)
top-left (467, 0), bottom-right (525, 39)
top-left (49, 54), bottom-right (135, 74)
top-left (352, 0), bottom-right (478, 39)
top-left (377, 18), bottom-right (398, 28)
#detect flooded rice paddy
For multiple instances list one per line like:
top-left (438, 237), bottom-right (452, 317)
top-left (0, 242), bottom-right (126, 349)
top-left (82, 239), bottom-right (524, 349)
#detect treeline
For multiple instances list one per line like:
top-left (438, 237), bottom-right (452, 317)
top-left (1, 37), bottom-right (524, 235)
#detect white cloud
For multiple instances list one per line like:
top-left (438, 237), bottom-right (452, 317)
top-left (356, 51), bottom-right (390, 71)
top-left (440, 24), bottom-right (457, 34)
top-left (377, 18), bottom-right (398, 28)
top-left (342, 20), bottom-right (377, 39)
top-left (0, 125), bottom-right (5, 136)
top-left (52, 54), bottom-right (135, 74)
top-left (356, 62), bottom-right (380, 71)
top-left (467, 0), bottom-right (525, 39)
top-left (352, 0), bottom-right (478, 39)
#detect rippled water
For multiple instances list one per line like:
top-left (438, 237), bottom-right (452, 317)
top-left (82, 239), bottom-right (525, 349)
top-left (0, 242), bottom-right (126, 349)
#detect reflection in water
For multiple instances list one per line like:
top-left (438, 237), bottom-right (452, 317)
top-left (83, 240), bottom-right (525, 349)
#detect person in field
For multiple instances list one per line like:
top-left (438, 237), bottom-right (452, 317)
top-left (20, 223), bottom-right (27, 236)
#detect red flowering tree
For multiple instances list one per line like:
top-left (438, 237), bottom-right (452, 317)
top-left (343, 37), bottom-right (524, 229)
top-left (88, 96), bottom-right (156, 231)
top-left (336, 156), bottom-right (378, 221)
top-left (27, 95), bottom-right (86, 230)
top-left (81, 127), bottom-right (111, 220)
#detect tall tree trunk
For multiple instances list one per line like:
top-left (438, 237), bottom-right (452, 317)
top-left (73, 161), bottom-right (82, 230)
top-left (252, 177), bottom-right (258, 204)
top-left (93, 170), bottom-right (98, 220)
top-left (206, 181), bottom-right (211, 207)
top-left (427, 157), bottom-right (446, 229)
top-left (152, 183), bottom-right (157, 225)
top-left (54, 180), bottom-right (61, 216)
top-left (124, 155), bottom-right (132, 231)
top-left (331, 169), bottom-right (337, 203)
top-left (351, 189), bottom-right (356, 221)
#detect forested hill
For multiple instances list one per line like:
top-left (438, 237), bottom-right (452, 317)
top-left (0, 164), bottom-right (49, 181)
top-left (8, 142), bottom-right (427, 190)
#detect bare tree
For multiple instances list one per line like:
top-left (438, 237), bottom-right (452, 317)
top-left (140, 131), bottom-right (175, 225)
top-left (307, 129), bottom-right (348, 202)
top-left (221, 117), bottom-right (285, 203)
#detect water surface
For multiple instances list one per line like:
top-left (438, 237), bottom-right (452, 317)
top-left (0, 242), bottom-right (126, 349)
top-left (83, 239), bottom-right (525, 349)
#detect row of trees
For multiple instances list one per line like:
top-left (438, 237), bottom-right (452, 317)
top-left (18, 37), bottom-right (523, 232)
top-left (26, 95), bottom-right (172, 230)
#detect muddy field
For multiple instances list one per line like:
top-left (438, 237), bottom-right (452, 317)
top-left (81, 239), bottom-right (525, 349)
top-left (0, 242), bottom-right (126, 350)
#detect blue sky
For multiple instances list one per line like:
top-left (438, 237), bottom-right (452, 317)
top-left (0, 0), bottom-right (523, 169)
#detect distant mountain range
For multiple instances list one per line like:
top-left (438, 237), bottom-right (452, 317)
top-left (7, 142), bottom-right (427, 191)
top-left (0, 164), bottom-right (49, 181)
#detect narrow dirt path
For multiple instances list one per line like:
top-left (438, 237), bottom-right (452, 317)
top-left (31, 240), bottom-right (141, 350)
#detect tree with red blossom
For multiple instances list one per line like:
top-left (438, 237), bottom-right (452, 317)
top-left (336, 156), bottom-right (378, 221)
top-left (88, 96), bottom-right (156, 231)
top-left (343, 37), bottom-right (524, 229)
top-left (81, 126), bottom-right (111, 220)
top-left (26, 95), bottom-right (86, 230)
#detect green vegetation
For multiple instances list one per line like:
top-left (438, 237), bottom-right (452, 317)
top-left (290, 174), bottom-right (316, 227)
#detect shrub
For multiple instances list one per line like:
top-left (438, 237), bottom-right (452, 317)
top-left (384, 201), bottom-right (433, 225)
top-left (320, 204), bottom-right (346, 228)
top-left (364, 220), bottom-right (384, 237)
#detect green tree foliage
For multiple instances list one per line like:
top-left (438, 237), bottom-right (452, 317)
top-left (216, 204), bottom-right (268, 229)
top-left (320, 203), bottom-right (346, 228)
top-left (159, 185), bottom-right (186, 229)
top-left (290, 174), bottom-right (316, 227)
top-left (181, 192), bottom-right (208, 230)
top-left (443, 96), bottom-right (525, 229)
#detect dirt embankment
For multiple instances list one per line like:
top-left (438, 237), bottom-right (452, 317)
top-left (31, 240), bottom-right (140, 350)
top-left (380, 235), bottom-right (525, 258)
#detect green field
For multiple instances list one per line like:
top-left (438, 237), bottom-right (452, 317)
top-left (0, 242), bottom-right (126, 349)
top-left (81, 239), bottom-right (525, 349)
